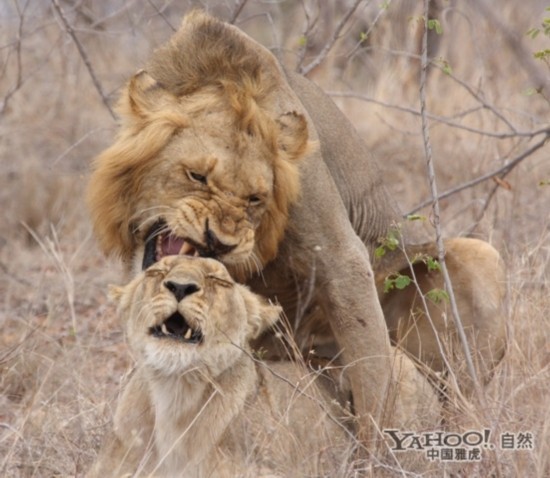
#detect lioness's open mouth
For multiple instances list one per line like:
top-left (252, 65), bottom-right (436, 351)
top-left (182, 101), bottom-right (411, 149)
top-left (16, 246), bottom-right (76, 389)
top-left (149, 311), bottom-right (204, 344)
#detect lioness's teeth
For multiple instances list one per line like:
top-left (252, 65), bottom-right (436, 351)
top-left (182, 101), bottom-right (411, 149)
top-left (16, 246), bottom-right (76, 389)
top-left (184, 328), bottom-right (192, 340)
top-left (193, 250), bottom-right (200, 257)
top-left (161, 323), bottom-right (169, 335)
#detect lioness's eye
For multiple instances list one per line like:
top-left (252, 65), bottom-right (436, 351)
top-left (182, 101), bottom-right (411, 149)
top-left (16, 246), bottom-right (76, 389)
top-left (188, 171), bottom-right (207, 185)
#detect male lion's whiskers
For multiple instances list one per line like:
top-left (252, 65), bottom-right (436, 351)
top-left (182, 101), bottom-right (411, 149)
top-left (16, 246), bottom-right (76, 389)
top-left (132, 207), bottom-right (176, 236)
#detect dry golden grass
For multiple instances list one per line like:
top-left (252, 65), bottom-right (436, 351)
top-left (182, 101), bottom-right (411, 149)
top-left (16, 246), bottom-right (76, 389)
top-left (1, 1), bottom-right (548, 476)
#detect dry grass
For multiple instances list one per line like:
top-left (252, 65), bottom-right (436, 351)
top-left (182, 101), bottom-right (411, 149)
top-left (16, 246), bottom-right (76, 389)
top-left (0, 1), bottom-right (548, 476)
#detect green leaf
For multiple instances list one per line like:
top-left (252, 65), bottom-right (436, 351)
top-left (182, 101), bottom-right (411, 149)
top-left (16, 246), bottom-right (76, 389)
top-left (427, 18), bottom-right (443, 35)
top-left (298, 35), bottom-right (307, 47)
top-left (394, 274), bottom-right (412, 290)
top-left (383, 277), bottom-right (395, 293)
top-left (539, 179), bottom-right (550, 186)
top-left (359, 31), bottom-right (367, 43)
top-left (523, 87), bottom-right (539, 96)
top-left (534, 49), bottom-right (550, 60)
top-left (374, 245), bottom-right (387, 259)
top-left (426, 288), bottom-right (449, 304)
top-left (527, 27), bottom-right (540, 39)
top-left (426, 256), bottom-right (441, 272)
top-left (406, 214), bottom-right (427, 221)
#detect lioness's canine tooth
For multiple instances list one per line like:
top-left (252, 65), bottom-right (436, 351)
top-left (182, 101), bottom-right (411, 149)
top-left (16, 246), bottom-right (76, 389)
top-left (184, 328), bottom-right (192, 340)
top-left (161, 323), bottom-right (169, 335)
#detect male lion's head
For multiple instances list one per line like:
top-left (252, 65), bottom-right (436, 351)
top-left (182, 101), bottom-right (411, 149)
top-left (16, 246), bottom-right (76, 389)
top-left (110, 255), bottom-right (281, 375)
top-left (87, 12), bottom-right (312, 276)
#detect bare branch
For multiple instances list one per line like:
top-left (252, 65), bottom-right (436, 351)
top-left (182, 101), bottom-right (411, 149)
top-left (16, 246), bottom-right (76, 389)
top-left (471, 0), bottom-right (550, 97)
top-left (407, 131), bottom-right (550, 215)
top-left (327, 93), bottom-right (549, 139)
top-left (0, 0), bottom-right (29, 117)
top-left (299, 0), bottom-right (365, 76)
top-left (50, 0), bottom-right (116, 119)
top-left (147, 0), bottom-right (176, 32)
top-left (419, 0), bottom-right (483, 403)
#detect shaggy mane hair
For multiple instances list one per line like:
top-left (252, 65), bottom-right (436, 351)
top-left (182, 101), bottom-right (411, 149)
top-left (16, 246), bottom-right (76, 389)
top-left (87, 11), bottom-right (311, 268)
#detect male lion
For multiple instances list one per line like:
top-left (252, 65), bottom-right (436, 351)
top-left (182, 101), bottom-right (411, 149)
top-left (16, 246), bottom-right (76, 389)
top-left (87, 11), bottom-right (504, 441)
top-left (88, 256), bottom-right (441, 477)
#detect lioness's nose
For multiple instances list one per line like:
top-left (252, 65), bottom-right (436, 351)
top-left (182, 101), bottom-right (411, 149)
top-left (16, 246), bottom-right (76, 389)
top-left (164, 281), bottom-right (200, 302)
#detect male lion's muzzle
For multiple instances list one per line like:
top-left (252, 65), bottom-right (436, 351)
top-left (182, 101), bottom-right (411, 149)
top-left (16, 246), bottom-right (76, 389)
top-left (142, 219), bottom-right (237, 269)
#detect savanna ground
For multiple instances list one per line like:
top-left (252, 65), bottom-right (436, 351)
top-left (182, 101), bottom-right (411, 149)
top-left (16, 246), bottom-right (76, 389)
top-left (1, 1), bottom-right (549, 476)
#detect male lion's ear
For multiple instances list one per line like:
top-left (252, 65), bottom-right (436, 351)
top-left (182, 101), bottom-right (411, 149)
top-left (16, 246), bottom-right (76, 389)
top-left (122, 70), bottom-right (177, 119)
top-left (276, 112), bottom-right (309, 160)
top-left (240, 287), bottom-right (282, 340)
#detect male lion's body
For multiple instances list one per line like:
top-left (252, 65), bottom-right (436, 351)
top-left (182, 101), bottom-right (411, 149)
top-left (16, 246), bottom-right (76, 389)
top-left (88, 256), bottom-right (440, 477)
top-left (87, 11), bottom-right (505, 442)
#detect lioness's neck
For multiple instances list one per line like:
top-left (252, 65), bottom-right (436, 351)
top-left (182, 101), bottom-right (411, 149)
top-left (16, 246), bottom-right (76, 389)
top-left (144, 354), bottom-right (257, 477)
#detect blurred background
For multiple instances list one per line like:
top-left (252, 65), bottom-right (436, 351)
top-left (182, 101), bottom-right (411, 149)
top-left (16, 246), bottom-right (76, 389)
top-left (1, 1), bottom-right (549, 476)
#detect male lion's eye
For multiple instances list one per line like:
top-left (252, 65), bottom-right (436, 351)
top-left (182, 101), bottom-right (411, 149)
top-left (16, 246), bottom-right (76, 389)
top-left (248, 195), bottom-right (262, 206)
top-left (188, 171), bottom-right (207, 185)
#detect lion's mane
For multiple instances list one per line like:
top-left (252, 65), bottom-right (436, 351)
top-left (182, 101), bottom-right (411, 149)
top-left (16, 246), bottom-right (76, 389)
top-left (87, 11), bottom-right (310, 268)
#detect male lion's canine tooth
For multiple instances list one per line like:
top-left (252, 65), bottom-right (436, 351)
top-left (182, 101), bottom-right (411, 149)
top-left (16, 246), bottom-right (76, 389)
top-left (180, 241), bottom-right (193, 255)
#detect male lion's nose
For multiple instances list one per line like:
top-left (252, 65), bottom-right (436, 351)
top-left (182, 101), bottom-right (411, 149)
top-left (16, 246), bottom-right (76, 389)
top-left (203, 220), bottom-right (237, 258)
top-left (164, 281), bottom-right (200, 302)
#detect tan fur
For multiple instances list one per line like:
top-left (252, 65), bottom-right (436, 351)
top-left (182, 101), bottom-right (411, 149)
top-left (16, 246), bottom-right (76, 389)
top-left (86, 11), bottom-right (503, 443)
top-left (376, 237), bottom-right (507, 394)
top-left (88, 256), bottom-right (441, 477)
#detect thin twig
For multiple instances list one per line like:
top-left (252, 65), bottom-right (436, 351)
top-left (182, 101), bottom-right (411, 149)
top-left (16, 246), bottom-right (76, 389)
top-left (419, 0), bottom-right (484, 404)
top-left (229, 0), bottom-right (249, 24)
top-left (408, 131), bottom-right (550, 215)
top-left (299, 0), bottom-right (365, 76)
top-left (345, 0), bottom-right (393, 60)
top-left (50, 0), bottom-right (116, 119)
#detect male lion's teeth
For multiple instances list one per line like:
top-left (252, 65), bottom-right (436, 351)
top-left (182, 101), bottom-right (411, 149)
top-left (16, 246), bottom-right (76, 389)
top-left (179, 241), bottom-right (193, 255)
top-left (184, 328), bottom-right (192, 340)
top-left (156, 234), bottom-right (164, 259)
top-left (161, 323), bottom-right (169, 335)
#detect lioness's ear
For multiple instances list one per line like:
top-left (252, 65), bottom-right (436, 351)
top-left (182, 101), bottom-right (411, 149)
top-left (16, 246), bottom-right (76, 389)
top-left (276, 112), bottom-right (309, 160)
top-left (240, 287), bottom-right (282, 340)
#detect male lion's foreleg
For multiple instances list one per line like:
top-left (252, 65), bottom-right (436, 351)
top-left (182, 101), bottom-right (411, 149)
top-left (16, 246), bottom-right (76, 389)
top-left (317, 239), bottom-right (393, 451)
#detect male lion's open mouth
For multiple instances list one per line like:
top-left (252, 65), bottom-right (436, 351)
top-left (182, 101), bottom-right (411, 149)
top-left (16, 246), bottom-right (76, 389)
top-left (143, 220), bottom-right (201, 269)
top-left (142, 219), bottom-right (237, 269)
top-left (149, 311), bottom-right (204, 344)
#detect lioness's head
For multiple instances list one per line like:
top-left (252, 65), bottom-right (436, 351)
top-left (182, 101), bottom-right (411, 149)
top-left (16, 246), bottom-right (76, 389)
top-left (110, 255), bottom-right (281, 375)
top-left (87, 12), bottom-right (312, 276)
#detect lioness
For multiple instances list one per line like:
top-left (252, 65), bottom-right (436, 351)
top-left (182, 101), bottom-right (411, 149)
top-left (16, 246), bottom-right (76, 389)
top-left (87, 11), bottom-right (504, 440)
top-left (88, 256), bottom-right (440, 477)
